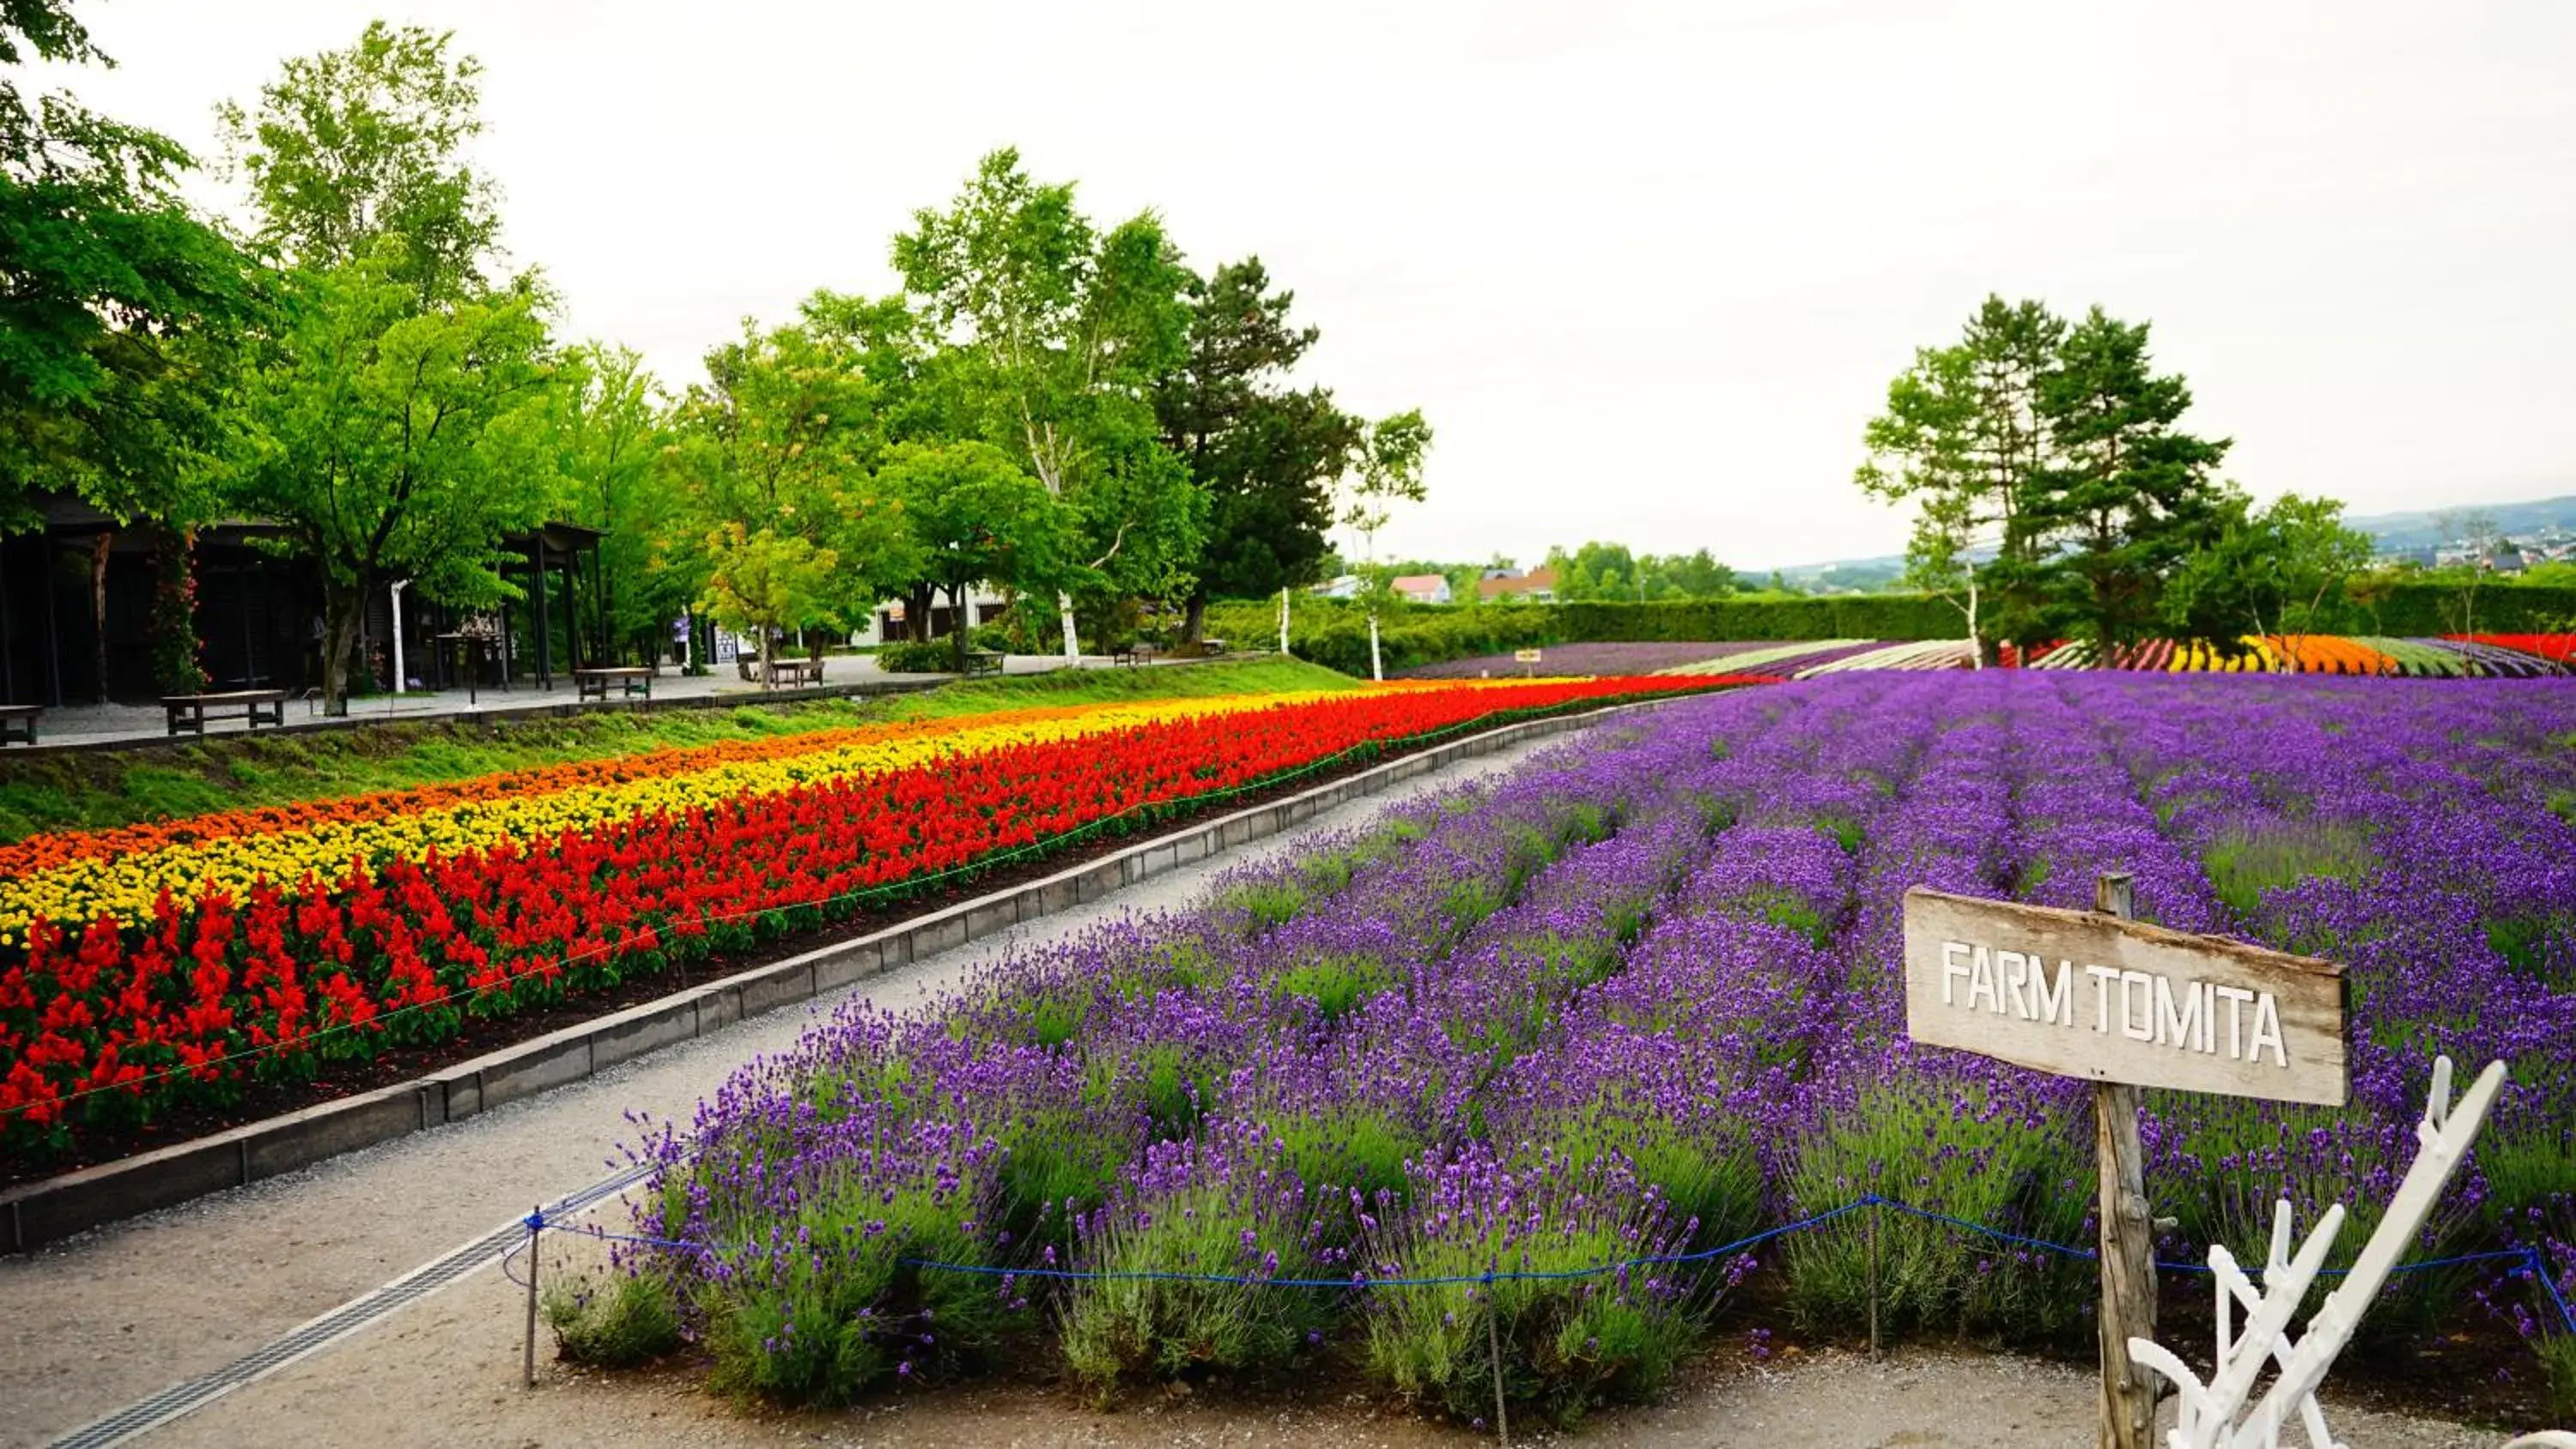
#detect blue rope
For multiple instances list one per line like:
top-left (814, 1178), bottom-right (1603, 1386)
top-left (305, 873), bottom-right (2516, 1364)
top-left (531, 1189), bottom-right (2562, 1328)
top-left (2532, 1246), bottom-right (2576, 1336)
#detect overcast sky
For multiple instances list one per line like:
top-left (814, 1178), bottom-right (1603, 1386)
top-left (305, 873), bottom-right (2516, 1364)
top-left (33, 0), bottom-right (2576, 568)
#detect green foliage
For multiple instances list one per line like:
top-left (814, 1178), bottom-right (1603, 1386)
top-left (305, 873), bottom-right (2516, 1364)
top-left (1854, 296), bottom-right (2233, 654)
top-left (1781, 1085), bottom-right (2093, 1343)
top-left (546, 1270), bottom-right (683, 1367)
top-left (2165, 491), bottom-right (2374, 646)
top-left (894, 149), bottom-right (1204, 652)
top-left (878, 439), bottom-right (1075, 668)
top-left (663, 315), bottom-right (918, 652)
top-left (873, 640), bottom-right (958, 674)
top-left (1541, 542), bottom-right (1738, 603)
top-left (216, 21), bottom-right (496, 297)
top-left (230, 253), bottom-right (560, 712)
top-left (0, 0), bottom-right (252, 534)
top-left (1154, 258), bottom-right (1363, 614)
top-left (1059, 1171), bottom-right (1334, 1391)
top-left (547, 343), bottom-right (676, 661)
top-left (2198, 822), bottom-right (2378, 920)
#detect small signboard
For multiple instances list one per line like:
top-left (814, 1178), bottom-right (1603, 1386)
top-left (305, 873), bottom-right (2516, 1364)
top-left (1903, 887), bottom-right (2348, 1105)
top-left (1513, 647), bottom-right (1543, 664)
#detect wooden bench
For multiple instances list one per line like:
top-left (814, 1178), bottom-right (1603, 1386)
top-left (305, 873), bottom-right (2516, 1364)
top-left (962, 650), bottom-right (1005, 677)
top-left (764, 658), bottom-right (825, 688)
top-left (574, 665), bottom-right (655, 701)
top-left (0, 703), bottom-right (40, 746)
top-left (1111, 643), bottom-right (1163, 668)
top-left (162, 689), bottom-right (288, 737)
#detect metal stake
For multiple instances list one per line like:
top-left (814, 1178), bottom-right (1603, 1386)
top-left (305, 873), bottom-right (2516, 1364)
top-left (523, 1205), bottom-right (542, 1389)
top-left (1485, 1270), bottom-right (1510, 1448)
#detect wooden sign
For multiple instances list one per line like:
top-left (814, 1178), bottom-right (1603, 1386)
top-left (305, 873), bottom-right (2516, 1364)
top-left (1902, 887), bottom-right (2348, 1106)
top-left (1513, 647), bottom-right (1543, 664)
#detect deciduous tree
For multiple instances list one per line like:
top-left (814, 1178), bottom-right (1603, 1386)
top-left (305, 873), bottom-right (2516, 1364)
top-left (878, 440), bottom-right (1072, 670)
top-left (893, 149), bottom-right (1199, 658)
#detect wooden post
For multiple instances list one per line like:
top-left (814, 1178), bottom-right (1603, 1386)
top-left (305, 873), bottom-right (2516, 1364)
top-left (2093, 871), bottom-right (2156, 1449)
top-left (523, 1205), bottom-right (542, 1389)
top-left (1867, 1192), bottom-right (1883, 1360)
top-left (1485, 1271), bottom-right (1510, 1448)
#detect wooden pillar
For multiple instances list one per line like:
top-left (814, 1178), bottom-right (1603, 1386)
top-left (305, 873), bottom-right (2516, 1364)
top-left (530, 536), bottom-right (551, 688)
top-left (44, 537), bottom-right (63, 707)
top-left (0, 536), bottom-right (15, 704)
top-left (2093, 870), bottom-right (2156, 1449)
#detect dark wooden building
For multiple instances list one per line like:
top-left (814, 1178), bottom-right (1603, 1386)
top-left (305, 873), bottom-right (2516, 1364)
top-left (0, 496), bottom-right (615, 706)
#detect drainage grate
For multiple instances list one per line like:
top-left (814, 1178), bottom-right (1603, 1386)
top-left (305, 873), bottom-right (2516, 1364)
top-left (49, 1161), bottom-right (659, 1449)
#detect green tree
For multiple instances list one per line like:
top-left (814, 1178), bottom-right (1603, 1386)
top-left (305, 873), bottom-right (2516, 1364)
top-left (893, 148), bottom-right (1200, 658)
top-left (547, 342), bottom-right (670, 660)
top-left (1152, 257), bottom-right (1361, 640)
top-left (2164, 490), bottom-right (2372, 667)
top-left (878, 440), bottom-right (1073, 670)
top-left (216, 20), bottom-right (495, 300)
top-left (3, 0), bottom-right (256, 698)
top-left (695, 523), bottom-right (839, 676)
top-left (662, 317), bottom-right (914, 669)
top-left (232, 254), bottom-right (559, 712)
top-left (2025, 308), bottom-right (2232, 653)
top-left (1655, 549), bottom-right (1739, 600)
top-left (1856, 298), bottom-right (2067, 657)
top-left (1336, 410), bottom-right (1432, 681)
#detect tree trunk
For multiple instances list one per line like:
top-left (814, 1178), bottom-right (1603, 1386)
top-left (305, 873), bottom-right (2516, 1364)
top-left (89, 532), bottom-right (112, 704)
top-left (1056, 589), bottom-right (1081, 662)
top-left (319, 576), bottom-right (366, 718)
top-left (1180, 590), bottom-right (1207, 646)
top-left (951, 581), bottom-right (972, 672)
top-left (1367, 609), bottom-right (1383, 682)
top-left (1964, 565), bottom-right (1983, 670)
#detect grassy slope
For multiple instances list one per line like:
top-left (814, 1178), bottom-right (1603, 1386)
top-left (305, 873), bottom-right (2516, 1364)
top-left (0, 658), bottom-right (1360, 844)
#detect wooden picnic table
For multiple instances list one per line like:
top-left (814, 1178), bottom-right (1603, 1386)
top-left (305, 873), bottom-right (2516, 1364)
top-left (0, 702), bottom-right (40, 745)
top-left (162, 689), bottom-right (289, 737)
top-left (574, 664), bottom-right (655, 701)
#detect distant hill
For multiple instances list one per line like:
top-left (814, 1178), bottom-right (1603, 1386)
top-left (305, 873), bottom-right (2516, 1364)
top-left (1760, 493), bottom-right (2576, 586)
top-left (2342, 494), bottom-right (2575, 550)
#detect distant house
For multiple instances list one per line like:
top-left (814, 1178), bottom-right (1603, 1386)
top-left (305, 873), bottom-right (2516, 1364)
top-left (1390, 573), bottom-right (1453, 605)
top-left (1476, 565), bottom-right (1557, 603)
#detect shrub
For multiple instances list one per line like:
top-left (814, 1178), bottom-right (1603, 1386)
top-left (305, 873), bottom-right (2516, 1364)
top-left (1363, 1144), bottom-right (1705, 1426)
top-left (1059, 1121), bottom-right (1341, 1392)
top-left (877, 640), bottom-right (961, 673)
top-left (546, 1270), bottom-right (683, 1367)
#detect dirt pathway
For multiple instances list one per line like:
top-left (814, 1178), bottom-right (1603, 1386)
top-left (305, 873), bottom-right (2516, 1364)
top-left (1, 738), bottom-right (1556, 1449)
top-left (143, 1260), bottom-right (2503, 1449)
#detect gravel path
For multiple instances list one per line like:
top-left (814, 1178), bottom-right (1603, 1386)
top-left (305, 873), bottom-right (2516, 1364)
top-left (0, 737), bottom-right (1558, 1449)
top-left (140, 1291), bottom-right (2506, 1449)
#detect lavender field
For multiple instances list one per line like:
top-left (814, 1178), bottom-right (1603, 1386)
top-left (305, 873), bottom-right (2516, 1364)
top-left (587, 675), bottom-right (2576, 1422)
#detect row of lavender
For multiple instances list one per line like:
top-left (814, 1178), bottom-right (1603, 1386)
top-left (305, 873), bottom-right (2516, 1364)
top-left (581, 674), bottom-right (2576, 1419)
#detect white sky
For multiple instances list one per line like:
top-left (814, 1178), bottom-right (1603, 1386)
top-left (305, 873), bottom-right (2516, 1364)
top-left (32, 0), bottom-right (2576, 569)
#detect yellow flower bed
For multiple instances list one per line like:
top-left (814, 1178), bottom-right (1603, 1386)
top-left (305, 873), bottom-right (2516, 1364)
top-left (2, 688), bottom-right (1396, 943)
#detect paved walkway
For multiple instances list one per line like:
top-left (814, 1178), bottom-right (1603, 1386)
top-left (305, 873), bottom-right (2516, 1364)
top-left (4, 654), bottom-right (1154, 751)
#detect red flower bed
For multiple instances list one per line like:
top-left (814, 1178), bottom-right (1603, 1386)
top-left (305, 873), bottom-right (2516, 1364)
top-left (0, 678), bottom-right (1740, 1149)
top-left (2449, 633), bottom-right (2576, 664)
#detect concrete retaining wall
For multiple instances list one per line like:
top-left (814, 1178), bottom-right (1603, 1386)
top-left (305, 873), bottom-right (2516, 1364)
top-left (0, 700), bottom-right (1661, 1253)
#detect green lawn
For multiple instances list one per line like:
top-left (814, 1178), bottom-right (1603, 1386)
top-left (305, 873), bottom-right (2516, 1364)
top-left (0, 658), bottom-right (1359, 844)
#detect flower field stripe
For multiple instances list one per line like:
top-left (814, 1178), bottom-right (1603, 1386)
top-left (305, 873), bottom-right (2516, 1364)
top-left (0, 676), bottom-right (1750, 1137)
top-left (0, 687), bottom-right (1456, 943)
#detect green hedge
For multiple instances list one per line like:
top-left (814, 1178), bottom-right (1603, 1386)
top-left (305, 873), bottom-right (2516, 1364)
top-left (1213, 582), bottom-right (2576, 676)
top-left (2352, 582), bottom-right (2576, 635)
